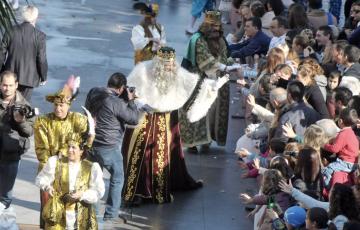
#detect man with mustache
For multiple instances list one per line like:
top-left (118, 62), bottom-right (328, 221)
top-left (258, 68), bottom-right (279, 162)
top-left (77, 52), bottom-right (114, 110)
top-left (180, 10), bottom-right (241, 153)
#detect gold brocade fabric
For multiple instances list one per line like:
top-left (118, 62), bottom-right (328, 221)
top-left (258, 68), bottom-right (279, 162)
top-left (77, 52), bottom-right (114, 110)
top-left (134, 44), bottom-right (156, 64)
top-left (34, 112), bottom-right (88, 172)
top-left (179, 36), bottom-right (230, 147)
top-left (123, 112), bottom-right (172, 204)
top-left (45, 158), bottom-right (97, 230)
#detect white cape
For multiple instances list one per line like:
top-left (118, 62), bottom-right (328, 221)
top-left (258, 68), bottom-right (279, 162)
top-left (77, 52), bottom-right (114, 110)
top-left (127, 60), bottom-right (229, 122)
top-left (127, 61), bottom-right (199, 112)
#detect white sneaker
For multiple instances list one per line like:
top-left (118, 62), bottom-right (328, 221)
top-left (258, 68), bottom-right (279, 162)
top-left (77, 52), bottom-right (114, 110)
top-left (0, 202), bottom-right (6, 214)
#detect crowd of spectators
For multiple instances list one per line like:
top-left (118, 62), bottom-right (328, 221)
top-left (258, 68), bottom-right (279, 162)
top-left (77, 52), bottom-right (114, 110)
top-left (229, 0), bottom-right (360, 229)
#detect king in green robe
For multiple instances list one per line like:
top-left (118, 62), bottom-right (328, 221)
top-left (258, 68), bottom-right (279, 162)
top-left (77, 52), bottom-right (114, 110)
top-left (179, 10), bottom-right (232, 151)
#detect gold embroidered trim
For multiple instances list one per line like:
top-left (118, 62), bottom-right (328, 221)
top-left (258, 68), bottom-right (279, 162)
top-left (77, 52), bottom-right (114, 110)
top-left (124, 118), bottom-right (149, 201)
top-left (155, 115), bottom-right (166, 203)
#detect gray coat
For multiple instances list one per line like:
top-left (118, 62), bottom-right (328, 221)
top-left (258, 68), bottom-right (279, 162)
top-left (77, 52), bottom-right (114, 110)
top-left (344, 63), bottom-right (360, 80)
top-left (85, 87), bottom-right (140, 147)
top-left (0, 91), bottom-right (34, 161)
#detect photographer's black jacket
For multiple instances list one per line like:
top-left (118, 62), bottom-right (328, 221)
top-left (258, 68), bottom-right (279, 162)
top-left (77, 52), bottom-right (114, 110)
top-left (85, 87), bottom-right (140, 147)
top-left (0, 91), bottom-right (34, 161)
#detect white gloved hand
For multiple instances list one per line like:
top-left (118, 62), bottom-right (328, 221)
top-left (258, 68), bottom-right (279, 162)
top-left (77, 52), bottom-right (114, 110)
top-left (82, 106), bottom-right (95, 135)
top-left (44, 185), bottom-right (55, 197)
top-left (226, 63), bottom-right (241, 72)
top-left (215, 74), bottom-right (230, 90)
top-left (218, 63), bottom-right (227, 71)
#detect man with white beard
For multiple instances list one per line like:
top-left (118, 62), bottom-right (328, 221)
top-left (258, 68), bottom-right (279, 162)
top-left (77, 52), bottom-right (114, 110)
top-left (121, 46), bottom-right (229, 206)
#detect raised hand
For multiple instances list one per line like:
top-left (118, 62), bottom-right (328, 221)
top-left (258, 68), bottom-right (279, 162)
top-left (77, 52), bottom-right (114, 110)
top-left (252, 158), bottom-right (260, 170)
top-left (246, 94), bottom-right (256, 108)
top-left (215, 74), bottom-right (229, 89)
top-left (239, 193), bottom-right (253, 204)
top-left (279, 179), bottom-right (293, 194)
top-left (235, 148), bottom-right (250, 158)
top-left (282, 122), bottom-right (296, 138)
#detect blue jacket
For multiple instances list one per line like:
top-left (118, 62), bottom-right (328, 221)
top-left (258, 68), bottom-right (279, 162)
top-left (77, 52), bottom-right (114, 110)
top-left (229, 30), bottom-right (271, 59)
top-left (349, 26), bottom-right (360, 48)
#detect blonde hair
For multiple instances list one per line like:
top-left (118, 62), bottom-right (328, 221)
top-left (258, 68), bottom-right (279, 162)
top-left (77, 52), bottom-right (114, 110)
top-left (297, 63), bottom-right (315, 85)
top-left (303, 124), bottom-right (327, 151)
top-left (297, 59), bottom-right (324, 86)
top-left (22, 6), bottom-right (39, 23)
top-left (300, 58), bottom-right (324, 76)
top-left (266, 47), bottom-right (286, 73)
top-left (286, 49), bottom-right (301, 69)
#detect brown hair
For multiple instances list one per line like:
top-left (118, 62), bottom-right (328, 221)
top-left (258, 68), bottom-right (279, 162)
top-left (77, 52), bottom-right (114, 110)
top-left (339, 108), bottom-right (358, 126)
top-left (295, 146), bottom-right (321, 183)
top-left (0, 70), bottom-right (17, 83)
top-left (303, 124), bottom-right (327, 151)
top-left (274, 64), bottom-right (293, 76)
top-left (297, 58), bottom-right (324, 86)
top-left (297, 63), bottom-right (317, 85)
top-left (266, 47), bottom-right (286, 73)
top-left (329, 70), bottom-right (341, 80)
top-left (284, 142), bottom-right (302, 170)
top-left (288, 3), bottom-right (309, 29)
top-left (293, 35), bottom-right (310, 49)
top-left (286, 49), bottom-right (301, 68)
top-left (300, 58), bottom-right (324, 76)
top-left (261, 169), bottom-right (284, 195)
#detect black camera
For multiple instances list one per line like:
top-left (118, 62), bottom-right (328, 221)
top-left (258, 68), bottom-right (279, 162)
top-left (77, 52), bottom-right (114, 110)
top-left (12, 105), bottom-right (39, 118)
top-left (127, 86), bottom-right (136, 93)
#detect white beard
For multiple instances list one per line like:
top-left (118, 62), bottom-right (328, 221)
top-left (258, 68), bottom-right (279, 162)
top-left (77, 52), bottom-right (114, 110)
top-left (127, 60), bottom-right (199, 112)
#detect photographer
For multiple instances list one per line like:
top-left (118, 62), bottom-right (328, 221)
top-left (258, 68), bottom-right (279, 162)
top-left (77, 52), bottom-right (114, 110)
top-left (85, 72), bottom-right (140, 224)
top-left (0, 71), bottom-right (34, 212)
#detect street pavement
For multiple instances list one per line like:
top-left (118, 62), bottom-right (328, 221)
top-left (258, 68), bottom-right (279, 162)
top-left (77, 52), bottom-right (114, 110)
top-left (11, 0), bottom-right (257, 229)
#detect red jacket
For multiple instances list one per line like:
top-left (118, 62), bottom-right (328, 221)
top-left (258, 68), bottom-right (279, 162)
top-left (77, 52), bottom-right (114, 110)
top-left (324, 127), bottom-right (359, 163)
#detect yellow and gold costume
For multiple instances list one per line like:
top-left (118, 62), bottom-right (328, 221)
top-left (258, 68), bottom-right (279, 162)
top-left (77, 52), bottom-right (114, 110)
top-left (35, 75), bottom-right (91, 228)
top-left (36, 156), bottom-right (104, 230)
top-left (34, 112), bottom-right (88, 172)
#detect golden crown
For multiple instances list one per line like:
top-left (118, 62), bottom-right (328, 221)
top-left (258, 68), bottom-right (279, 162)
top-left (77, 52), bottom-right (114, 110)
top-left (150, 3), bottom-right (159, 15)
top-left (67, 133), bottom-right (85, 147)
top-left (204, 10), bottom-right (222, 25)
top-left (157, 47), bottom-right (176, 60)
top-left (46, 90), bottom-right (72, 104)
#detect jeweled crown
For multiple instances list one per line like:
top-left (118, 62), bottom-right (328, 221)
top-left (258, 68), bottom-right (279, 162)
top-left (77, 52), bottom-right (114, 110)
top-left (67, 133), bottom-right (84, 147)
top-left (157, 46), bottom-right (176, 60)
top-left (204, 10), bottom-right (222, 25)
